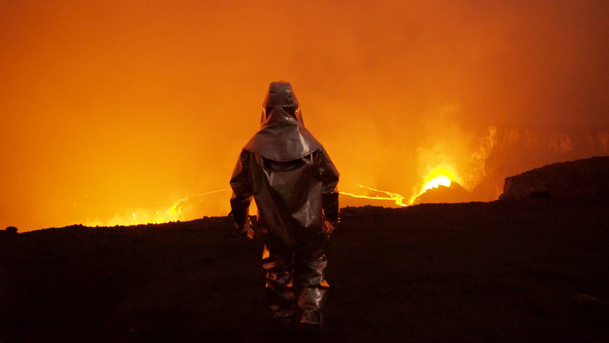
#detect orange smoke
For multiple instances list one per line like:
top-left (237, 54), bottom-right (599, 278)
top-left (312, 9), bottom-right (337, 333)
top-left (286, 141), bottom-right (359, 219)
top-left (1, 1), bottom-right (608, 231)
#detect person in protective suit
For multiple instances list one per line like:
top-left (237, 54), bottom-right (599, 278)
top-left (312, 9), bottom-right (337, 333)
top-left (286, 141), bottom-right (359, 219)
top-left (229, 81), bottom-right (340, 332)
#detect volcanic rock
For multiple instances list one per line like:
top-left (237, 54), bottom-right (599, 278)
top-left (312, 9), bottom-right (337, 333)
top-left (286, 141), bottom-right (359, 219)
top-left (2, 198), bottom-right (609, 342)
top-left (0, 226), bottom-right (18, 240)
top-left (4, 226), bottom-right (18, 234)
top-left (471, 127), bottom-right (609, 202)
top-left (500, 156), bottom-right (609, 200)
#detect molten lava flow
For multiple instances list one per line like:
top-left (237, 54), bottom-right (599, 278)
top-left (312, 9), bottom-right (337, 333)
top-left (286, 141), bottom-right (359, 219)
top-left (130, 197), bottom-right (185, 225)
top-left (409, 165), bottom-right (457, 204)
top-left (422, 175), bottom-right (452, 192)
top-left (341, 185), bottom-right (408, 207)
top-left (340, 166), bottom-right (459, 207)
top-left (85, 189), bottom-right (230, 227)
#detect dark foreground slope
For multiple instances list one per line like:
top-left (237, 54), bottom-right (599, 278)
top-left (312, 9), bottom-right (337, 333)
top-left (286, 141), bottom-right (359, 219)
top-left (2, 198), bottom-right (609, 342)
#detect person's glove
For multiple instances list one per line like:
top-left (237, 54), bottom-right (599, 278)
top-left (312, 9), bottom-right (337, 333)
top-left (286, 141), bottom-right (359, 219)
top-left (323, 218), bottom-right (339, 235)
top-left (232, 216), bottom-right (254, 240)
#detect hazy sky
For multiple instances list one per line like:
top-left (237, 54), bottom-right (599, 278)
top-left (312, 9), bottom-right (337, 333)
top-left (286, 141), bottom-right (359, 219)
top-left (1, 1), bottom-right (608, 230)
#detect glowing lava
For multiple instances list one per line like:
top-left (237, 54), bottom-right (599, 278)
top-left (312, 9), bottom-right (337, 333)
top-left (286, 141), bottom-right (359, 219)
top-left (422, 175), bottom-right (452, 192)
top-left (409, 166), bottom-right (457, 204)
top-left (341, 185), bottom-right (408, 207)
top-left (85, 189), bottom-right (230, 227)
top-left (129, 197), bottom-right (186, 225)
top-left (341, 166), bottom-right (458, 207)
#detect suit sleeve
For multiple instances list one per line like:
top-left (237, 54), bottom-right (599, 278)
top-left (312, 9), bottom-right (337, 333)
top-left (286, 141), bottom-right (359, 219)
top-left (229, 150), bottom-right (253, 228)
top-left (319, 148), bottom-right (340, 223)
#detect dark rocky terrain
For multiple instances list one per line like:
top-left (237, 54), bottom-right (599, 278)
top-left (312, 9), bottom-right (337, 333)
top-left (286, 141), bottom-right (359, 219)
top-left (501, 156), bottom-right (609, 200)
top-left (2, 157), bottom-right (609, 342)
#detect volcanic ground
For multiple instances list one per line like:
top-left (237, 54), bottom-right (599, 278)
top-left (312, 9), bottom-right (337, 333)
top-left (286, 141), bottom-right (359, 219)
top-left (2, 192), bottom-right (609, 342)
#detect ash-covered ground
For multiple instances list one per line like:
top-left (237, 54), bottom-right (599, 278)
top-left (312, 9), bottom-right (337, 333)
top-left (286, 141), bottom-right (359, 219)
top-left (1, 196), bottom-right (608, 342)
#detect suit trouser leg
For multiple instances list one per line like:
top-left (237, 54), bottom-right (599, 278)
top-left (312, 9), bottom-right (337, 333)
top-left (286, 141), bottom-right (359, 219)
top-left (294, 244), bottom-right (329, 326)
top-left (261, 244), bottom-right (297, 320)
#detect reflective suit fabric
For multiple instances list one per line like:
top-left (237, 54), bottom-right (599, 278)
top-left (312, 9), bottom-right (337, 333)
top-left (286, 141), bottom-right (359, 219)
top-left (229, 81), bottom-right (339, 326)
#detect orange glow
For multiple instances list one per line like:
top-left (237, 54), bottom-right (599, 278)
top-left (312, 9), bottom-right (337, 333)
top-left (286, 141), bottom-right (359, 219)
top-left (341, 167), bottom-right (456, 207)
top-left (423, 176), bottom-right (452, 192)
top-left (84, 189), bottom-right (230, 227)
top-left (1, 2), bottom-right (608, 231)
top-left (409, 165), bottom-right (458, 204)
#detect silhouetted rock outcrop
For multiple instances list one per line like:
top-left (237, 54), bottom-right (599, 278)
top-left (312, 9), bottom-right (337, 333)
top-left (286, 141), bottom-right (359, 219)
top-left (500, 156), bottom-right (609, 200)
top-left (1, 226), bottom-right (18, 240)
top-left (471, 127), bottom-right (609, 202)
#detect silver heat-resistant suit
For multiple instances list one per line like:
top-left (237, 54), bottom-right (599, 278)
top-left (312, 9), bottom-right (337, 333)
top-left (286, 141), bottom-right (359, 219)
top-left (229, 81), bottom-right (339, 327)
